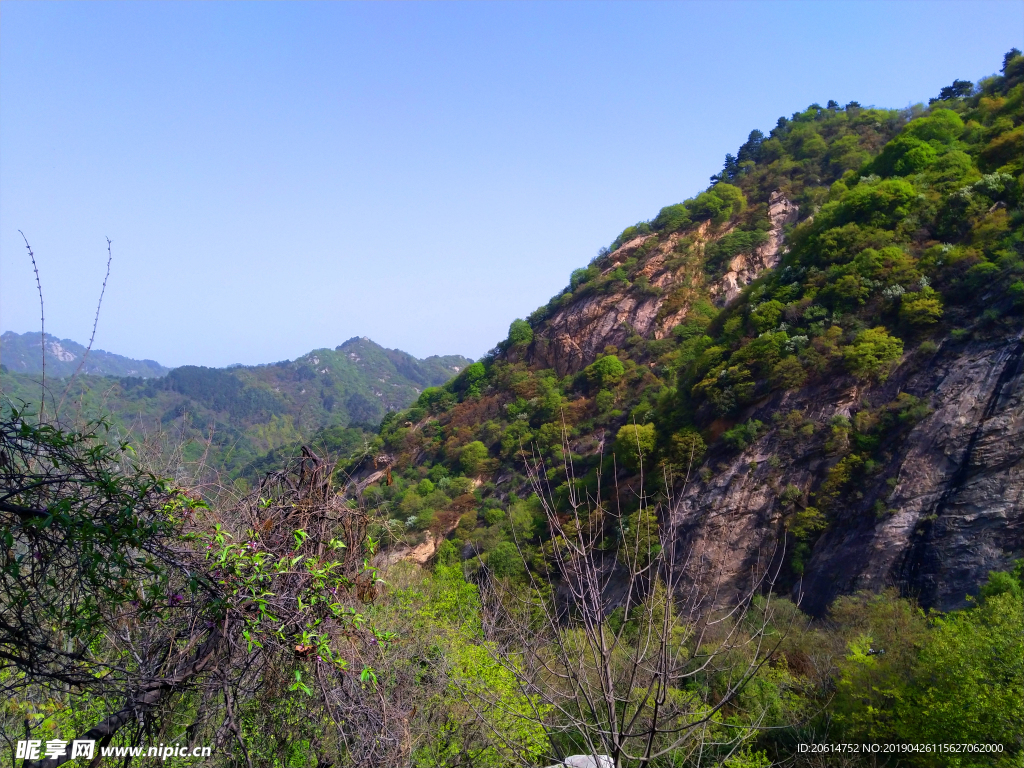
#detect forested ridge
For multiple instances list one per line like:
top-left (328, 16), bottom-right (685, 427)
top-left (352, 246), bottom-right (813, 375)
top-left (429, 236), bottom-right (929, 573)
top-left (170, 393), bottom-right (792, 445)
top-left (0, 336), bottom-right (471, 483)
top-left (2, 51), bottom-right (1022, 767)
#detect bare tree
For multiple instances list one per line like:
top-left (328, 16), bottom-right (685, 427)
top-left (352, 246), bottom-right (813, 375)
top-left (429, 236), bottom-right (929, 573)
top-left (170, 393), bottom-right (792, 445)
top-left (0, 404), bottom-right (421, 768)
top-left (474, 433), bottom-right (789, 767)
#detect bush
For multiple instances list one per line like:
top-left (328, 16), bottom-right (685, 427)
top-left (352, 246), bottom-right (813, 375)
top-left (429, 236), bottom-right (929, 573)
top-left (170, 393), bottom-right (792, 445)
top-left (688, 183), bottom-right (747, 223)
top-left (722, 419), bottom-right (764, 450)
top-left (418, 386), bottom-right (457, 414)
top-left (460, 441), bottom-right (489, 475)
top-left (508, 319), bottom-right (533, 346)
top-left (487, 541), bottom-right (526, 579)
top-left (652, 203), bottom-right (691, 233)
top-left (457, 362), bottom-right (487, 395)
top-left (615, 423), bottom-right (657, 470)
top-left (668, 428), bottom-right (707, 470)
top-left (584, 355), bottom-right (625, 391)
top-left (899, 287), bottom-right (944, 327)
top-left (770, 356), bottom-right (808, 390)
top-left (833, 179), bottom-right (917, 229)
top-left (843, 327), bottom-right (904, 381)
top-left (570, 267), bottom-right (599, 291)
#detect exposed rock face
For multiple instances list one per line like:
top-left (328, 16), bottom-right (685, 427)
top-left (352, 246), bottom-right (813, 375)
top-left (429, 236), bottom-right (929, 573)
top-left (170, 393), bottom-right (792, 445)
top-left (506, 189), bottom-right (1020, 612)
top-left (669, 334), bottom-right (1024, 614)
top-left (710, 191), bottom-right (799, 306)
top-left (522, 195), bottom-right (799, 377)
top-left (529, 291), bottom-right (663, 377)
top-left (525, 231), bottom-right (689, 376)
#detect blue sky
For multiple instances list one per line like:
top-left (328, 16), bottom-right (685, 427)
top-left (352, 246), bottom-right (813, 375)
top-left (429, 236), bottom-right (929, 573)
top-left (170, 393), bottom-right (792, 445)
top-left (1, 1), bottom-right (1021, 367)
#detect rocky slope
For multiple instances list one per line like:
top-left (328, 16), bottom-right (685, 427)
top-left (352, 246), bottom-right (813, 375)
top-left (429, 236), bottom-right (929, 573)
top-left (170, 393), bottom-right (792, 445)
top-left (672, 332), bottom-right (1022, 613)
top-left (519, 191), bottom-right (800, 378)
top-left (359, 53), bottom-right (1024, 614)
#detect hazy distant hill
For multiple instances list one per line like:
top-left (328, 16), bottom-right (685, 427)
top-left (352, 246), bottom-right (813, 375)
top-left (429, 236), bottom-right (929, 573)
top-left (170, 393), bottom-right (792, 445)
top-left (0, 331), bottom-right (169, 378)
top-left (0, 334), bottom-right (472, 478)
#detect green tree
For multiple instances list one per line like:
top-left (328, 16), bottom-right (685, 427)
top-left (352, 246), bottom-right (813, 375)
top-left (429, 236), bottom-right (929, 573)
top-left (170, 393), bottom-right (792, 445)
top-left (487, 541), bottom-right (526, 580)
top-left (615, 423), bottom-right (657, 470)
top-left (895, 590), bottom-right (1024, 760)
top-left (508, 318), bottom-right (534, 346)
top-left (460, 440), bottom-right (490, 475)
top-left (584, 354), bottom-right (625, 391)
top-left (899, 286), bottom-right (944, 327)
top-left (843, 327), bottom-right (904, 381)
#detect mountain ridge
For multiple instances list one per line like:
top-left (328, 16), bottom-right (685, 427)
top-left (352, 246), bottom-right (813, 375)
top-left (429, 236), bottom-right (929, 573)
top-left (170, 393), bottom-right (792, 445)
top-left (0, 334), bottom-right (472, 479)
top-left (356, 51), bottom-right (1023, 614)
top-left (0, 331), bottom-right (169, 378)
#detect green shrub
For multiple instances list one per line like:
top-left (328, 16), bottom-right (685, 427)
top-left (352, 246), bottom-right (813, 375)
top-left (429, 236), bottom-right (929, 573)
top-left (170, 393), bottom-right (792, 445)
top-left (652, 203), bottom-right (691, 233)
top-left (843, 327), bottom-right (904, 381)
top-left (418, 386), bottom-right (457, 414)
top-left (460, 441), bottom-right (489, 475)
top-left (668, 428), bottom-right (707, 470)
top-left (722, 419), bottom-right (764, 450)
top-left (688, 183), bottom-right (747, 222)
top-left (899, 287), bottom-right (944, 327)
top-left (770, 356), bottom-right (808, 390)
top-left (569, 266), bottom-right (599, 291)
top-left (487, 541), bottom-right (526, 579)
top-left (508, 319), bottom-right (533, 346)
top-left (615, 423), bottom-right (657, 470)
top-left (584, 355), bottom-right (625, 391)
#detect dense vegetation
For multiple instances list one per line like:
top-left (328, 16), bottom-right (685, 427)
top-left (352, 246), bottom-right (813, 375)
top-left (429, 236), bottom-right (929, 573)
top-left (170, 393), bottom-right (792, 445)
top-left (2, 51), bottom-right (1022, 767)
top-left (359, 49), bottom-right (1022, 592)
top-left (0, 336), bottom-right (470, 484)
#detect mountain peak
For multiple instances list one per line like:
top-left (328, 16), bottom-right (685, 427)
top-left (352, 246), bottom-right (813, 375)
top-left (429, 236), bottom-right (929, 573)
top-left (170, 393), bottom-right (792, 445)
top-left (0, 331), bottom-right (168, 378)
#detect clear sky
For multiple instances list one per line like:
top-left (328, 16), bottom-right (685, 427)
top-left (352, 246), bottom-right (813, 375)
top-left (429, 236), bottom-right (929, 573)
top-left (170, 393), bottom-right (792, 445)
top-left (1, 1), bottom-right (1021, 368)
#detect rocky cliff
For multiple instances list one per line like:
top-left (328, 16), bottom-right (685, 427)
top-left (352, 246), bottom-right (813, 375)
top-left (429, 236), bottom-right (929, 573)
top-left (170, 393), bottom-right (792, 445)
top-left (523, 191), bottom-right (799, 378)
top-left (671, 332), bottom-right (1023, 614)
top-left (372, 60), bottom-right (1024, 616)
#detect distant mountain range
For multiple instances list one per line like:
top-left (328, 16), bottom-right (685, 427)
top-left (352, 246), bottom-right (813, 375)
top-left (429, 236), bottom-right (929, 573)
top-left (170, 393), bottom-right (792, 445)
top-left (0, 331), bottom-right (169, 378)
top-left (0, 333), bottom-right (472, 477)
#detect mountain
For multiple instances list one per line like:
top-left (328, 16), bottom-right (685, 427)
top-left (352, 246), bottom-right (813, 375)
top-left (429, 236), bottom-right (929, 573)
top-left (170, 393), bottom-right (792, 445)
top-left (356, 51), bottom-right (1024, 614)
top-left (0, 331), bottom-right (169, 378)
top-left (0, 335), bottom-right (472, 478)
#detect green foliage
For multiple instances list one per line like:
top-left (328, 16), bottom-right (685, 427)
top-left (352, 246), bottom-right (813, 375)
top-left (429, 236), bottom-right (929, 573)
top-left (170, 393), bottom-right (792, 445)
top-left (688, 183), bottom-right (747, 223)
top-left (723, 419), bottom-right (764, 450)
top-left (829, 570), bottom-right (1024, 764)
top-left (899, 285), bottom-right (944, 326)
top-left (832, 178), bottom-right (918, 229)
top-left (454, 361), bottom-right (487, 398)
top-left (652, 203), bottom-right (692, 233)
top-left (507, 318), bottom-right (534, 347)
top-left (770, 356), bottom-right (807, 390)
top-left (460, 440), bottom-right (489, 475)
top-left (667, 428), bottom-right (707, 471)
top-left (486, 541), bottom-right (526, 580)
top-left (615, 423), bottom-right (656, 470)
top-left (418, 386), bottom-right (457, 414)
top-left (583, 354), bottom-right (625, 391)
top-left (705, 229), bottom-right (769, 274)
top-left (843, 327), bottom-right (904, 381)
top-left (434, 641), bottom-right (550, 767)
top-left (895, 590), bottom-right (1023, 756)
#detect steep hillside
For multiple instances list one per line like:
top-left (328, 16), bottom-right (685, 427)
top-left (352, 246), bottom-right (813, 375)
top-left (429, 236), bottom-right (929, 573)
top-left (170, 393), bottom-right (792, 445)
top-left (0, 336), bottom-right (471, 480)
top-left (0, 331), bottom-right (168, 378)
top-left (358, 51), bottom-right (1023, 613)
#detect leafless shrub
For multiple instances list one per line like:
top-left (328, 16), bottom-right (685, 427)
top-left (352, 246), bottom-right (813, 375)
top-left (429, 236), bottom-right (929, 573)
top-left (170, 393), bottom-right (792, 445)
top-left (472, 428), bottom-right (791, 767)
